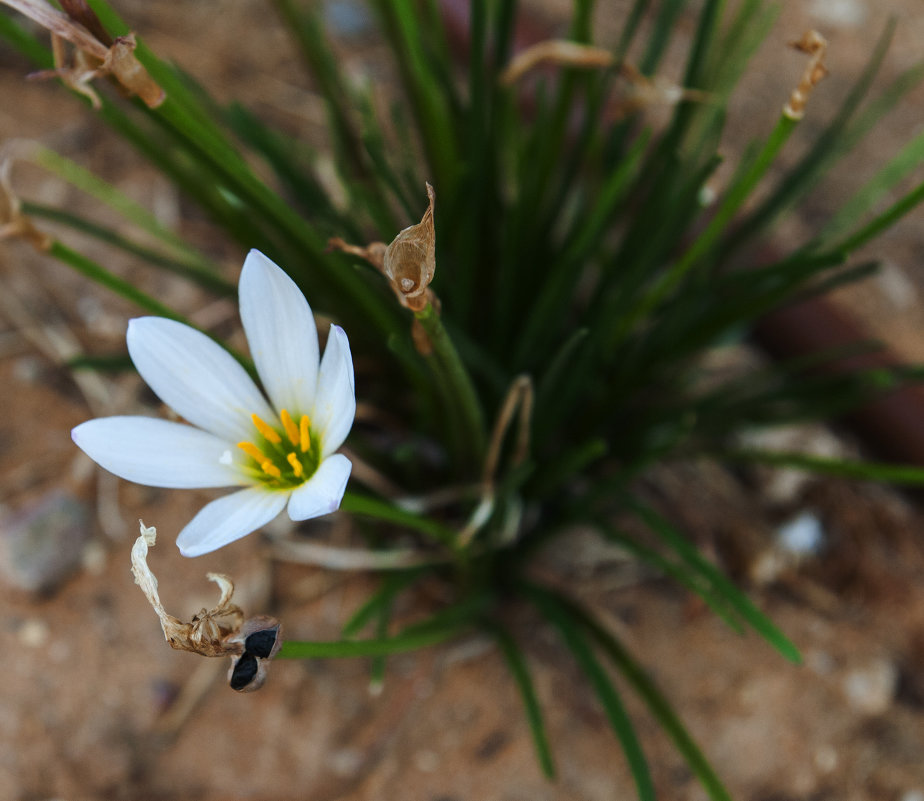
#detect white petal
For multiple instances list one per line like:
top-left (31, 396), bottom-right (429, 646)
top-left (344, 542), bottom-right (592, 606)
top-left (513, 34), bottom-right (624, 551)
top-left (72, 417), bottom-right (244, 488)
top-left (287, 453), bottom-right (352, 520)
top-left (239, 250), bottom-right (320, 416)
top-left (176, 487), bottom-right (289, 557)
top-left (312, 325), bottom-right (356, 457)
top-left (127, 317), bottom-right (274, 443)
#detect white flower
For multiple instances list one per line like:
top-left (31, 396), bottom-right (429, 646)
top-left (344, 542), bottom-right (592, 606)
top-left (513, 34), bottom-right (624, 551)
top-left (72, 250), bottom-right (355, 556)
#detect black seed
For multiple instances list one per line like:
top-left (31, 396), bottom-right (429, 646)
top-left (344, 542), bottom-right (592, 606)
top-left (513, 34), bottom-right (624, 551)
top-left (230, 653), bottom-right (259, 690)
top-left (244, 627), bottom-right (279, 659)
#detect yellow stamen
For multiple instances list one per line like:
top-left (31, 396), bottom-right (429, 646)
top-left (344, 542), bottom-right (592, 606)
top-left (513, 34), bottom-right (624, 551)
top-left (280, 408), bottom-right (300, 446)
top-left (286, 452), bottom-right (304, 477)
top-left (261, 460), bottom-right (282, 479)
top-left (251, 413), bottom-right (281, 444)
top-left (237, 441), bottom-right (265, 462)
top-left (299, 414), bottom-right (311, 452)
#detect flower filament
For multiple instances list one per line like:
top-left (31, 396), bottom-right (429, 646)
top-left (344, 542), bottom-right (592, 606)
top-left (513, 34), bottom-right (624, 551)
top-left (238, 410), bottom-right (317, 489)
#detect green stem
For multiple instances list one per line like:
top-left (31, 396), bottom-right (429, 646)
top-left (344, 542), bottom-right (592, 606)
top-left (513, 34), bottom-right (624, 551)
top-left (414, 303), bottom-right (487, 471)
top-left (611, 112), bottom-right (798, 348)
top-left (723, 449), bottom-right (924, 485)
top-left (278, 626), bottom-right (463, 659)
top-left (47, 240), bottom-right (189, 321)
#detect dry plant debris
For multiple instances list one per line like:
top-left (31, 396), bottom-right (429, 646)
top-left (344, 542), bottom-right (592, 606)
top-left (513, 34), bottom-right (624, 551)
top-left (784, 30), bottom-right (829, 120)
top-left (1, 0), bottom-right (164, 108)
top-left (131, 521), bottom-right (281, 692)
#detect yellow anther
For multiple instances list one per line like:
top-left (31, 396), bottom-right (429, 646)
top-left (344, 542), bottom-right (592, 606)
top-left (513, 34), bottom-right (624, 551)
top-left (286, 452), bottom-right (304, 478)
top-left (280, 409), bottom-right (300, 446)
top-left (299, 414), bottom-right (311, 452)
top-left (237, 441), bottom-right (265, 462)
top-left (251, 413), bottom-right (281, 444)
top-left (260, 460), bottom-right (282, 479)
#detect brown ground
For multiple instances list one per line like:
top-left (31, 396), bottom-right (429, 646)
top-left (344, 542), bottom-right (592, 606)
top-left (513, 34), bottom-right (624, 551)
top-left (2, 1), bottom-right (924, 799)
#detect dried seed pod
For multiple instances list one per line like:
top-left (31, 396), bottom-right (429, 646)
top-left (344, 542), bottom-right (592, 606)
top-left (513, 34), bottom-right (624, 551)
top-left (229, 652), bottom-right (263, 692)
top-left (131, 521), bottom-right (282, 692)
top-left (224, 616), bottom-right (283, 693)
top-left (382, 183), bottom-right (436, 312)
top-left (223, 615), bottom-right (283, 660)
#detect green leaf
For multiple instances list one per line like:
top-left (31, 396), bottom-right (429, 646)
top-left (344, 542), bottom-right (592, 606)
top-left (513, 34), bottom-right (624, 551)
top-left (340, 492), bottom-right (458, 548)
top-left (724, 449), bottom-right (924, 485)
top-left (279, 626), bottom-right (462, 659)
top-left (551, 590), bottom-right (735, 801)
top-left (488, 622), bottom-right (557, 779)
top-left (523, 582), bottom-right (655, 801)
top-left (623, 496), bottom-right (802, 663)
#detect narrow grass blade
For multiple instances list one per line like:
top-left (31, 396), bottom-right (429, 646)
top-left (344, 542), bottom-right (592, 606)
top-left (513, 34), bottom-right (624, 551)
top-left (523, 582), bottom-right (655, 801)
top-left (282, 594), bottom-right (491, 659)
top-left (724, 449), bottom-right (924, 485)
top-left (623, 496), bottom-right (801, 663)
top-left (722, 19), bottom-right (897, 256)
top-left (33, 146), bottom-right (216, 271)
top-left (620, 113), bottom-right (798, 341)
top-left (47, 240), bottom-right (191, 322)
top-left (552, 590), bottom-right (735, 801)
top-left (597, 526), bottom-right (744, 634)
top-left (67, 352), bottom-right (133, 372)
top-left (0, 8), bottom-right (54, 67)
top-left (834, 179), bottom-right (924, 256)
top-left (341, 492), bottom-right (458, 548)
top-left (489, 622), bottom-right (557, 779)
top-left (341, 569), bottom-right (425, 638)
top-left (23, 202), bottom-right (234, 296)
top-left (279, 626), bottom-right (463, 659)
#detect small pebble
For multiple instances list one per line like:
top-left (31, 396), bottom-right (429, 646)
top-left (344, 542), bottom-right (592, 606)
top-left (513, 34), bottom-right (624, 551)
top-left (17, 618), bottom-right (50, 647)
top-left (324, 1), bottom-right (373, 37)
top-left (329, 747), bottom-right (363, 778)
top-left (814, 744), bottom-right (838, 773)
top-left (414, 749), bottom-right (440, 773)
top-left (776, 512), bottom-right (825, 557)
top-left (807, 0), bottom-right (868, 27)
top-left (843, 658), bottom-right (897, 715)
top-left (0, 491), bottom-right (92, 594)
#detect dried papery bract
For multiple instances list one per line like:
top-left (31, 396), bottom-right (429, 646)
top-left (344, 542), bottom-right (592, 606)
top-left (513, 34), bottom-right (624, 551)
top-left (0, 140), bottom-right (50, 250)
top-left (329, 185), bottom-right (438, 352)
top-left (383, 182), bottom-right (437, 312)
top-left (131, 521), bottom-right (281, 691)
top-left (330, 184), bottom-right (437, 312)
top-left (1, 0), bottom-right (164, 109)
top-left (784, 30), bottom-right (828, 120)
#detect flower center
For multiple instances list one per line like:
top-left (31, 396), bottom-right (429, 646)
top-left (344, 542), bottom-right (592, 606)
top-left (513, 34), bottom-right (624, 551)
top-left (237, 409), bottom-right (319, 490)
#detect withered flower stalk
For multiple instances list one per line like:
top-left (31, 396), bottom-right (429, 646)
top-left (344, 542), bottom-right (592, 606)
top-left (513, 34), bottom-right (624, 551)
top-left (131, 521), bottom-right (282, 692)
top-left (1, 0), bottom-right (164, 109)
top-left (784, 30), bottom-right (828, 120)
top-left (500, 40), bottom-right (711, 115)
top-left (0, 140), bottom-right (50, 250)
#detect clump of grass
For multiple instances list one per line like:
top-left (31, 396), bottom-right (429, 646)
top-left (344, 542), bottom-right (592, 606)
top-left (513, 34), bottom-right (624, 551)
top-left (3, 1), bottom-right (924, 797)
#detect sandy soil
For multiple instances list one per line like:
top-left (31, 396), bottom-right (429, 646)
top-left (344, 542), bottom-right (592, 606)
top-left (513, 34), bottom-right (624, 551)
top-left (1, 1), bottom-right (924, 799)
